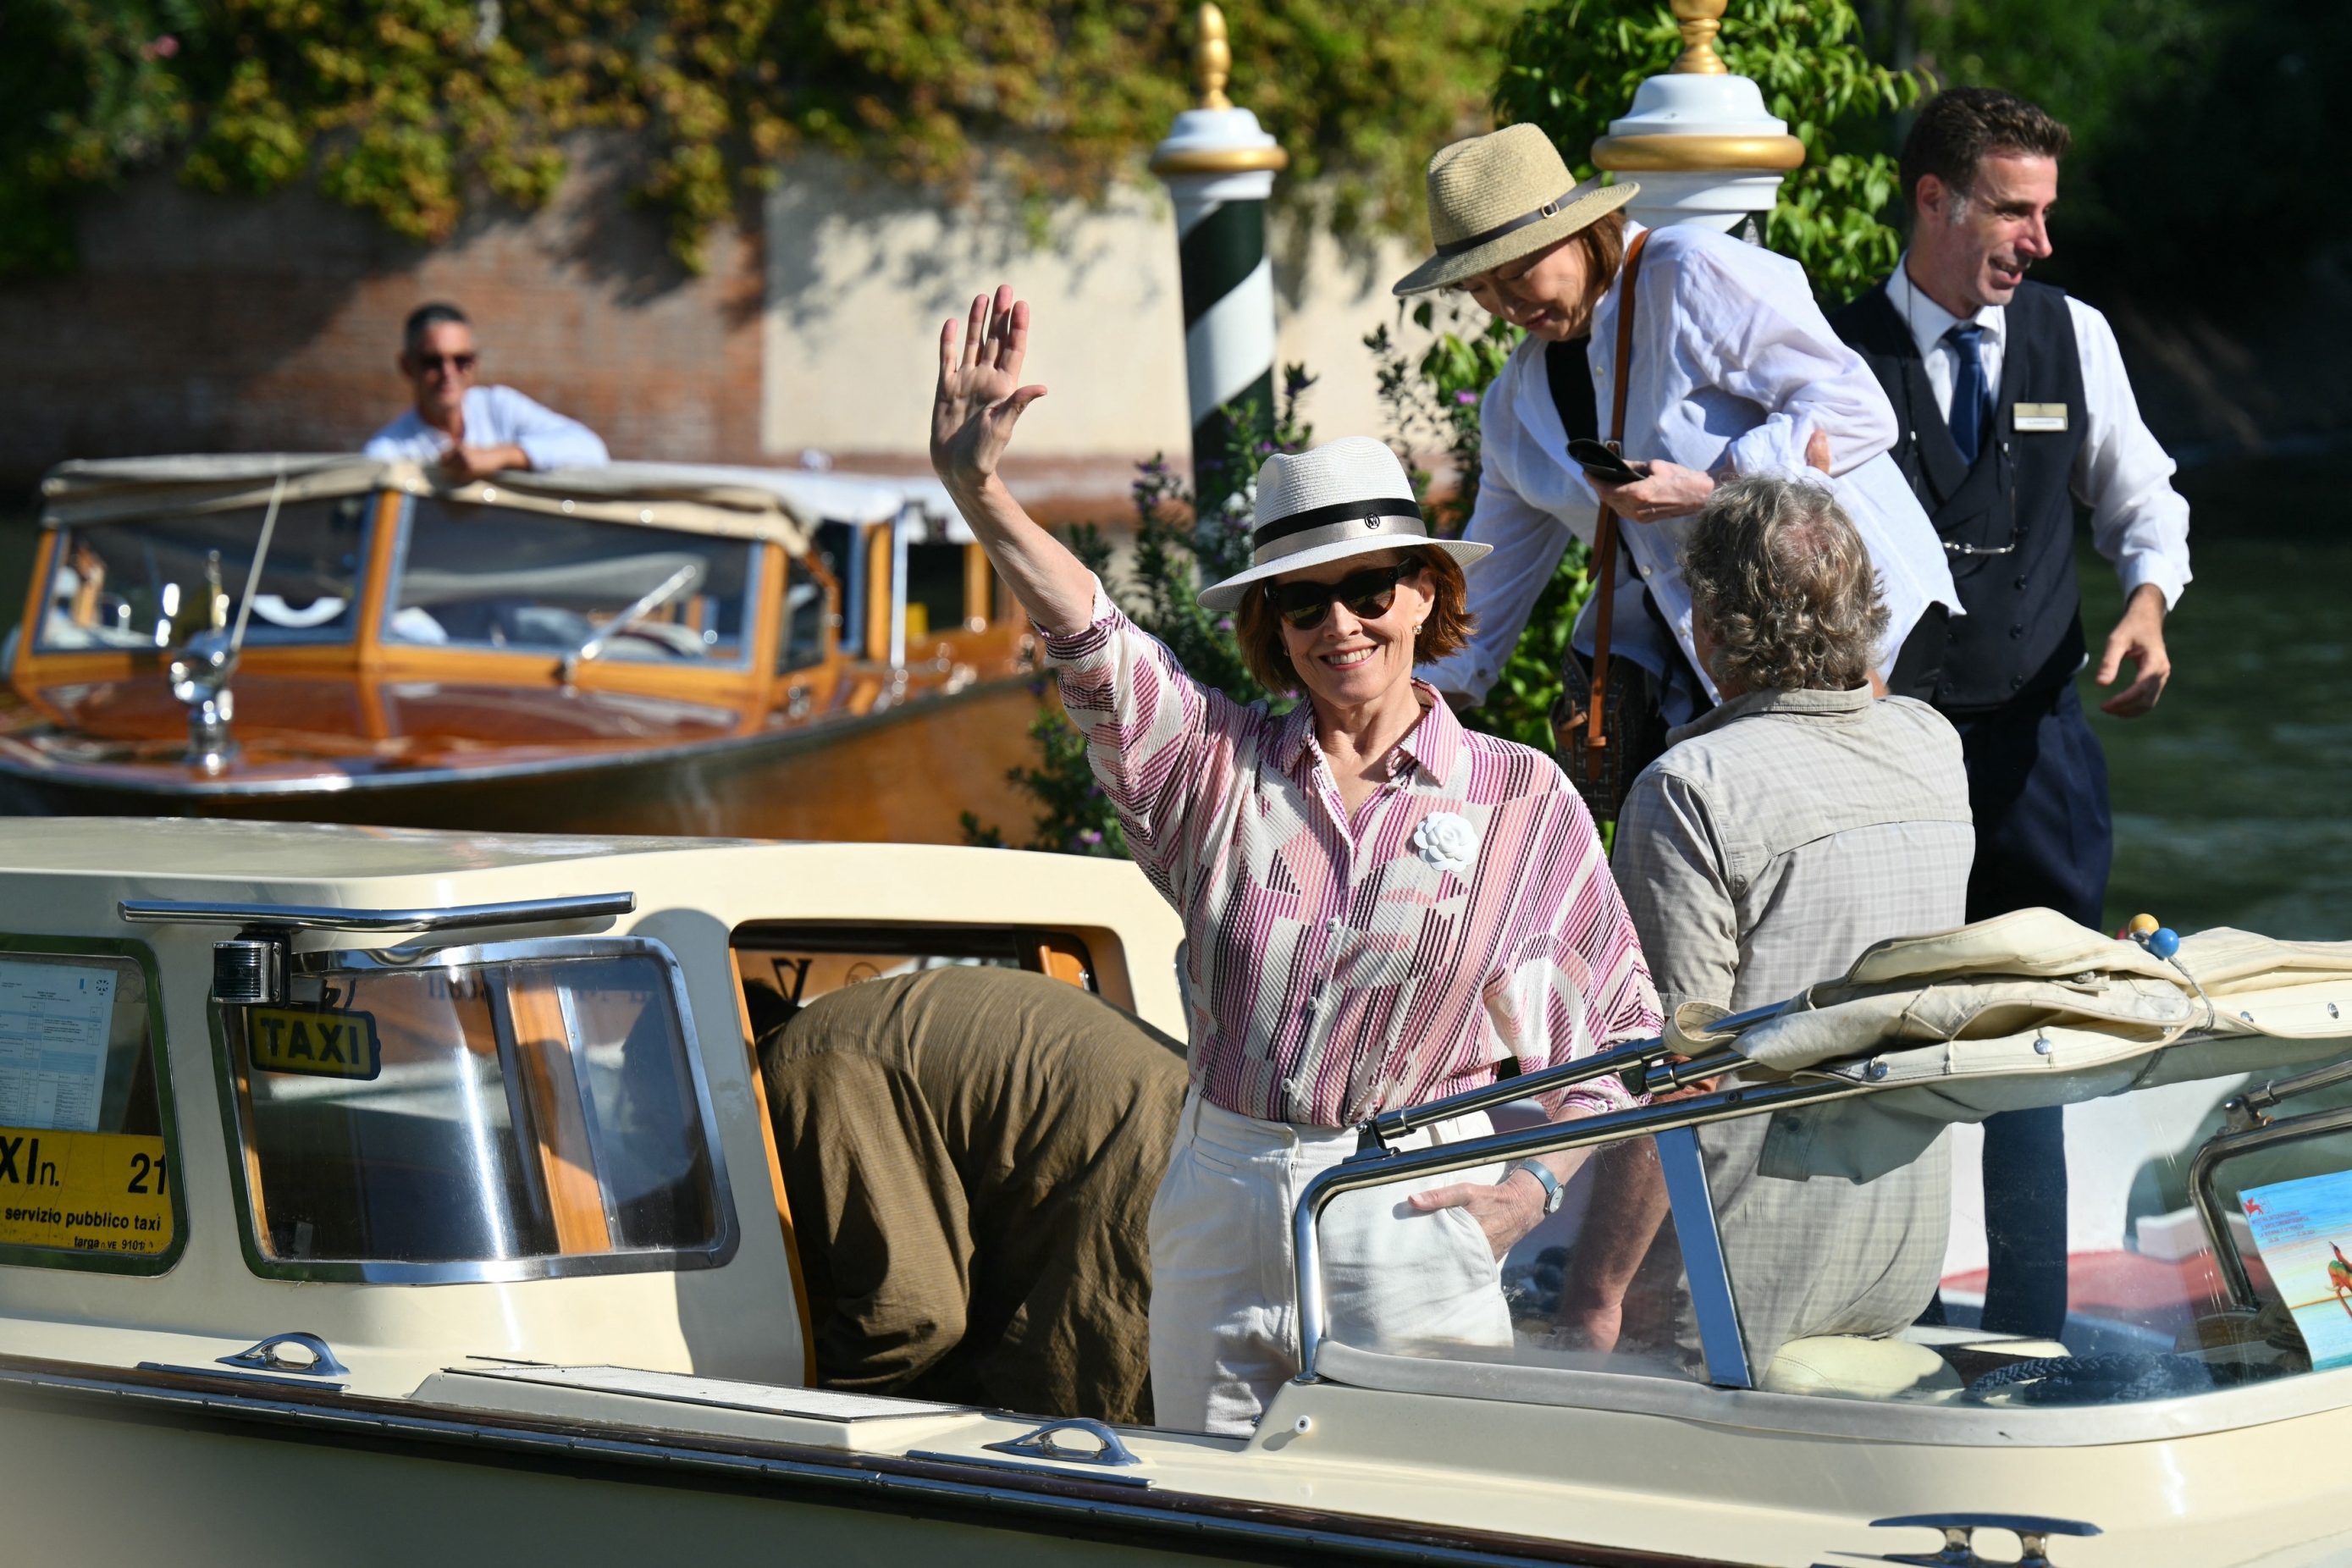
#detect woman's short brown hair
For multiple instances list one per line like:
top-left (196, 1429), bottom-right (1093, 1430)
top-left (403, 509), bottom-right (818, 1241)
top-left (1233, 546), bottom-right (1474, 696)
top-left (1565, 210), bottom-right (1627, 332)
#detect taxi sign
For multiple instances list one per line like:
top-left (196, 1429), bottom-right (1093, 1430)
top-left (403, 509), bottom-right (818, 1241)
top-left (0, 1126), bottom-right (173, 1254)
top-left (248, 1005), bottom-right (381, 1080)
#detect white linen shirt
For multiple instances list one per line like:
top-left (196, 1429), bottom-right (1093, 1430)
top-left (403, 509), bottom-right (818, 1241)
top-left (1421, 222), bottom-right (1959, 709)
top-left (1883, 259), bottom-right (2191, 609)
top-left (363, 385), bottom-right (610, 470)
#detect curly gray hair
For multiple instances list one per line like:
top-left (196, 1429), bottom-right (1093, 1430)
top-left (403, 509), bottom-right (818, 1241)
top-left (1681, 474), bottom-right (1889, 694)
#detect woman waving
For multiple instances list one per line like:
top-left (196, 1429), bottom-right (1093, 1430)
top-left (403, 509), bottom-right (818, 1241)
top-left (930, 287), bottom-right (1659, 1435)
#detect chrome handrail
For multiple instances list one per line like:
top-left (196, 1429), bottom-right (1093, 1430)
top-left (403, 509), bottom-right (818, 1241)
top-left (1293, 1073), bottom-right (1861, 1382)
top-left (1357, 998), bottom-right (1789, 1153)
top-left (118, 892), bottom-right (636, 933)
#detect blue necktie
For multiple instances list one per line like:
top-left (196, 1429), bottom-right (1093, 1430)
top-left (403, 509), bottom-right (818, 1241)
top-left (1945, 321), bottom-right (1992, 467)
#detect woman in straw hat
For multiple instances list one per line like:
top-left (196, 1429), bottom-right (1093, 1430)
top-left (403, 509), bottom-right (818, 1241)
top-left (1396, 124), bottom-right (1955, 749)
top-left (930, 285), bottom-right (1659, 1435)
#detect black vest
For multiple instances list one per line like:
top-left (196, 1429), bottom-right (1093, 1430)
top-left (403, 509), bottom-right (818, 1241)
top-left (1830, 279), bottom-right (2089, 711)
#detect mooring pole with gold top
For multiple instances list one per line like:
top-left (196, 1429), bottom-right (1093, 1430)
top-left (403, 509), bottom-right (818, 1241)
top-left (1149, 4), bottom-right (1288, 517)
top-left (1590, 0), bottom-right (1806, 237)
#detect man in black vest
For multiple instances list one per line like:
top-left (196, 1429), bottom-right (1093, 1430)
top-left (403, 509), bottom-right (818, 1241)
top-left (1831, 89), bottom-right (2192, 1340)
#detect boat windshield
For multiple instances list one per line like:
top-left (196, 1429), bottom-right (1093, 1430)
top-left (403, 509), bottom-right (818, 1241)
top-left (386, 496), bottom-right (756, 665)
top-left (219, 941), bottom-right (734, 1281)
top-left (1317, 1030), bottom-right (2352, 1413)
top-left (37, 494), bottom-right (372, 652)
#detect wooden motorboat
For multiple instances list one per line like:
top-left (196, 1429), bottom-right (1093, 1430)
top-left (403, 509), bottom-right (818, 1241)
top-left (3, 818), bottom-right (2350, 1567)
top-left (0, 455), bottom-right (1050, 842)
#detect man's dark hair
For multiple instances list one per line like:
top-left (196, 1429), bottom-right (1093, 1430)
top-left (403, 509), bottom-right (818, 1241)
top-left (1900, 88), bottom-right (2072, 209)
top-left (402, 302), bottom-right (470, 356)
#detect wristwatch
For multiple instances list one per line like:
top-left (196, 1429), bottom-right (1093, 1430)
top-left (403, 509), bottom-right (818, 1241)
top-left (1505, 1157), bottom-right (1565, 1216)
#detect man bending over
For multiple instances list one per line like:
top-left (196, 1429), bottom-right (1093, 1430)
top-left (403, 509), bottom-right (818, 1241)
top-left (757, 965), bottom-right (1185, 1423)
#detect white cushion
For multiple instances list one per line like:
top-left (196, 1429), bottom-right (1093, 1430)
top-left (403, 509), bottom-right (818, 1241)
top-left (1760, 1335), bottom-right (1961, 1399)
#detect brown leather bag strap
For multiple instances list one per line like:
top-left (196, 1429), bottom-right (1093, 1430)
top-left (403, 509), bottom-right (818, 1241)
top-left (1582, 225), bottom-right (1654, 770)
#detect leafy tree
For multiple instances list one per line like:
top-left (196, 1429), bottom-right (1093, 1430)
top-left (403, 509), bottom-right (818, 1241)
top-left (3, 0), bottom-right (1519, 276)
top-left (1908, 0), bottom-right (2352, 299)
top-left (1495, 0), bottom-right (1925, 304)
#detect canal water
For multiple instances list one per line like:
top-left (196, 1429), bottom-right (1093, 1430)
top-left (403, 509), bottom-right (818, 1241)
top-left (1, 467), bottom-right (2344, 941)
top-left (2077, 478), bottom-right (2351, 941)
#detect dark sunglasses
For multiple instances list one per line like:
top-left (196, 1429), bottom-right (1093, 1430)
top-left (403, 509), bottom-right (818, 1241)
top-left (1267, 561), bottom-right (1422, 632)
top-left (412, 352), bottom-right (478, 374)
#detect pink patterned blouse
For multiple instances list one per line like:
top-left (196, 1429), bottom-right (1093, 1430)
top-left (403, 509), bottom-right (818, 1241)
top-left (1044, 587), bottom-right (1660, 1129)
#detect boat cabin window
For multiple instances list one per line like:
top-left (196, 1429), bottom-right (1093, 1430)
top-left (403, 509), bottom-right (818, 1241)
top-left (38, 495), bottom-right (371, 652)
top-left (778, 553), bottom-right (830, 674)
top-left (902, 541), bottom-right (972, 641)
top-left (732, 924), bottom-right (1096, 1041)
top-left (219, 940), bottom-right (735, 1281)
top-left (0, 943), bottom-right (181, 1273)
top-left (1314, 1034), bottom-right (2352, 1413)
top-left (385, 497), bottom-right (756, 666)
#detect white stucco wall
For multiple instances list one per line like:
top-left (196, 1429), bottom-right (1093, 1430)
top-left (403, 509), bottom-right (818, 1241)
top-left (762, 158), bottom-right (1431, 493)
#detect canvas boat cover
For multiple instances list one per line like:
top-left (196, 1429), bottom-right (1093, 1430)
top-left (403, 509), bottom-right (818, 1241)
top-left (1676, 908), bottom-right (2352, 1183)
top-left (35, 455), bottom-right (968, 552)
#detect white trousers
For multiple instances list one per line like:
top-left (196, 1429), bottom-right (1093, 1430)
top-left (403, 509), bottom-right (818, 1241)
top-left (1146, 1091), bottom-right (1512, 1435)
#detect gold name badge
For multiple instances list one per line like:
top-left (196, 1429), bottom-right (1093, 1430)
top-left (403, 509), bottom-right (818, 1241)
top-left (2014, 402), bottom-right (2069, 432)
top-left (248, 1005), bottom-right (381, 1080)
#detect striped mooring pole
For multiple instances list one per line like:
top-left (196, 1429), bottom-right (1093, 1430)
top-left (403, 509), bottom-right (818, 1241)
top-left (1149, 4), bottom-right (1288, 518)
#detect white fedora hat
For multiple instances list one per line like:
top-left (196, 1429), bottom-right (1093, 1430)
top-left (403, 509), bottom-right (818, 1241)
top-left (1195, 436), bottom-right (1488, 612)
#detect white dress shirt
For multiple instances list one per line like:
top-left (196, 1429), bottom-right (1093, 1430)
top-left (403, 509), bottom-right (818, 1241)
top-left (1882, 259), bottom-right (2191, 609)
top-left (1422, 222), bottom-right (1958, 709)
top-left (364, 385), bottom-right (610, 470)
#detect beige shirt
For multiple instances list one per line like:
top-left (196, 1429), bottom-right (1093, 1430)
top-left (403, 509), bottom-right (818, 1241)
top-left (1614, 686), bottom-right (1974, 1014)
top-left (1611, 684), bottom-right (1974, 1376)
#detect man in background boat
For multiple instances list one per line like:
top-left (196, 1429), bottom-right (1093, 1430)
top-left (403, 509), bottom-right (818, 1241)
top-left (1830, 88), bottom-right (2193, 1342)
top-left (1555, 475), bottom-right (1971, 1376)
top-left (754, 965), bottom-right (1186, 1424)
top-left (363, 302), bottom-right (610, 478)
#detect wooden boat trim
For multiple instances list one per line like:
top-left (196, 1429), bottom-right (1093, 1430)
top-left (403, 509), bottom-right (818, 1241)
top-left (0, 669), bottom-right (1038, 798)
top-left (0, 1352), bottom-right (1751, 1568)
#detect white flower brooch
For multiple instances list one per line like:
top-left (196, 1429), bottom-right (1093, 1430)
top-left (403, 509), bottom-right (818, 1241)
top-left (1412, 811), bottom-right (1480, 876)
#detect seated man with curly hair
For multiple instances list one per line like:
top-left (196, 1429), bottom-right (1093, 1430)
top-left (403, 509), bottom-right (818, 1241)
top-left (1557, 474), bottom-right (1974, 1382)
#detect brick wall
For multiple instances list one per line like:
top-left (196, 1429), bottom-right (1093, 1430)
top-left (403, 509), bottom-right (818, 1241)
top-left (0, 141), bottom-right (766, 487)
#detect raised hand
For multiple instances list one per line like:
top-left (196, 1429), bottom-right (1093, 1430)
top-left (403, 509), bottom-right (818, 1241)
top-left (930, 284), bottom-right (1047, 494)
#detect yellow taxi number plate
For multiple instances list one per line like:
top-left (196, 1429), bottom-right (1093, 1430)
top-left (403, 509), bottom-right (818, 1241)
top-left (248, 1005), bottom-right (381, 1080)
top-left (0, 1127), bottom-right (173, 1255)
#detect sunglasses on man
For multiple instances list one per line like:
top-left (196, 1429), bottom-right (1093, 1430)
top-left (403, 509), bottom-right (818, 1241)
top-left (1267, 560), bottom-right (1422, 632)
top-left (411, 352), bottom-right (478, 375)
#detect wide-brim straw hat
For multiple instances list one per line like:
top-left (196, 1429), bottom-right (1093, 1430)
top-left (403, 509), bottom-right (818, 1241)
top-left (1195, 436), bottom-right (1488, 612)
top-left (1392, 123), bottom-right (1639, 296)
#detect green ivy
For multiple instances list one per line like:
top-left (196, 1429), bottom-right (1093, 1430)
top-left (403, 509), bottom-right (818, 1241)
top-left (3, 0), bottom-right (1518, 275)
top-left (1494, 0), bottom-right (1925, 304)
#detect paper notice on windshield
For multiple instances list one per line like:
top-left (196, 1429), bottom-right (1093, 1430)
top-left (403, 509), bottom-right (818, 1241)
top-left (2240, 1170), bottom-right (2352, 1373)
top-left (0, 961), bottom-right (116, 1135)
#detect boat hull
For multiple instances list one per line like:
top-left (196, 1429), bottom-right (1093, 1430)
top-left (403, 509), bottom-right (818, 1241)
top-left (0, 678), bottom-right (1052, 846)
top-left (0, 1359), bottom-right (1698, 1568)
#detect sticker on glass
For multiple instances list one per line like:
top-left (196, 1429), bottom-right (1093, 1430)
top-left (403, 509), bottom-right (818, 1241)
top-left (0, 1128), bottom-right (172, 1254)
top-left (0, 960), bottom-right (118, 1134)
top-left (2240, 1169), bottom-right (2352, 1373)
top-left (248, 1006), bottom-right (381, 1081)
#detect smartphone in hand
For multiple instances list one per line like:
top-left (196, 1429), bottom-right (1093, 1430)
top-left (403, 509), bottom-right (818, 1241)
top-left (1567, 438), bottom-right (1648, 486)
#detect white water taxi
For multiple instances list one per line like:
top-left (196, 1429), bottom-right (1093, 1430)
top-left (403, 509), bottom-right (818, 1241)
top-left (2, 818), bottom-right (2349, 1568)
